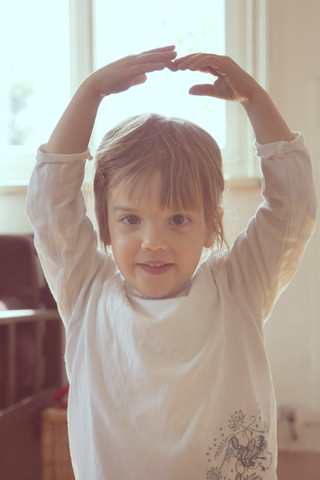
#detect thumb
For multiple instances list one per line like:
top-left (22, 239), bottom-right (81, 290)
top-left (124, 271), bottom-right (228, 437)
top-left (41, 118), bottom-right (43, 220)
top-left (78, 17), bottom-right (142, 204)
top-left (190, 78), bottom-right (236, 101)
top-left (189, 84), bottom-right (215, 96)
top-left (132, 73), bottom-right (147, 86)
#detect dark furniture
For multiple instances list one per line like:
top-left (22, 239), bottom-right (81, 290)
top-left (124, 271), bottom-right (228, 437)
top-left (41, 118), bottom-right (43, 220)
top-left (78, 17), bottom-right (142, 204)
top-left (0, 235), bottom-right (63, 480)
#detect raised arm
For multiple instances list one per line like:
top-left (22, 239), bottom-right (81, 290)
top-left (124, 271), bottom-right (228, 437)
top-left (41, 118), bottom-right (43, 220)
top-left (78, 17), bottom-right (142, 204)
top-left (27, 47), bottom-right (177, 324)
top-left (174, 53), bottom-right (317, 320)
top-left (173, 53), bottom-right (293, 144)
top-left (45, 46), bottom-right (177, 154)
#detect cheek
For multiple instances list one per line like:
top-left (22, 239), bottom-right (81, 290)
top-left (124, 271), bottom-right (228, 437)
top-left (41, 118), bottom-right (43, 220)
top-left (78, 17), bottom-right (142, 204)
top-left (175, 234), bottom-right (205, 262)
top-left (111, 235), bottom-right (136, 266)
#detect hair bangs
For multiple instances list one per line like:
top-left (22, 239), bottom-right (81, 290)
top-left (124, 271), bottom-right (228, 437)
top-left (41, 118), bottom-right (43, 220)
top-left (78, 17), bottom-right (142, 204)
top-left (93, 113), bottom-right (225, 249)
top-left (157, 151), bottom-right (204, 214)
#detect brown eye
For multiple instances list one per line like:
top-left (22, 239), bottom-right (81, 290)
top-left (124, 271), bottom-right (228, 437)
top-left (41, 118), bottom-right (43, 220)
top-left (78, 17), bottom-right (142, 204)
top-left (121, 215), bottom-right (140, 225)
top-left (170, 215), bottom-right (189, 226)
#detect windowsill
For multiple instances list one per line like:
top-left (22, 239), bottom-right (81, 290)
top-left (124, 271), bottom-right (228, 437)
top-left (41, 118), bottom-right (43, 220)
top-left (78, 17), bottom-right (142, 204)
top-left (0, 183), bottom-right (29, 195)
top-left (225, 176), bottom-right (261, 191)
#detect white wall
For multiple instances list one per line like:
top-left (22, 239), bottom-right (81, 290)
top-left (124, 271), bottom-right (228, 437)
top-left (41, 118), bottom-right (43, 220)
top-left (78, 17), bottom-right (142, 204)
top-left (264, 0), bottom-right (320, 410)
top-left (0, 0), bottom-right (319, 410)
top-left (227, 0), bottom-right (320, 411)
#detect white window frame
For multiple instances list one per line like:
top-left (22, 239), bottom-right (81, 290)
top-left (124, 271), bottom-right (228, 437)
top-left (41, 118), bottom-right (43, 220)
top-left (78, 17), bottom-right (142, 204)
top-left (224, 0), bottom-right (269, 183)
top-left (0, 0), bottom-right (268, 189)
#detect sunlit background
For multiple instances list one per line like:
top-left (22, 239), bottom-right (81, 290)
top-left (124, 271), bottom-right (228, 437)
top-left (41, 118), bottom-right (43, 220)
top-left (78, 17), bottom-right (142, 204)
top-left (93, 0), bottom-right (225, 147)
top-left (0, 0), bottom-right (225, 169)
top-left (0, 1), bottom-right (70, 150)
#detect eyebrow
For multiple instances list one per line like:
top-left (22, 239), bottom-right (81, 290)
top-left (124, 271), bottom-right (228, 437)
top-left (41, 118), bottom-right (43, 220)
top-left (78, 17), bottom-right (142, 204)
top-left (113, 204), bottom-right (201, 217)
top-left (113, 204), bottom-right (140, 213)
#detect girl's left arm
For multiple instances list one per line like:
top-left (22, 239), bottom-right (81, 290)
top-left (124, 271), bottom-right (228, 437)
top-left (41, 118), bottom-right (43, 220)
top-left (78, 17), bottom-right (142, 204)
top-left (175, 53), bottom-right (317, 319)
top-left (174, 53), bottom-right (293, 144)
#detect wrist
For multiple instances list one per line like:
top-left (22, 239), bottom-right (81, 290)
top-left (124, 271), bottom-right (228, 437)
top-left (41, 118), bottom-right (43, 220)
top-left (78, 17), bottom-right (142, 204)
top-left (241, 85), bottom-right (270, 113)
top-left (241, 88), bottom-right (294, 144)
top-left (79, 76), bottom-right (104, 107)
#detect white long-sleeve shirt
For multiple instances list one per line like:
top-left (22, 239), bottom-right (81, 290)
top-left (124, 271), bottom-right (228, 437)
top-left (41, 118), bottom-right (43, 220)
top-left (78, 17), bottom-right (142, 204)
top-left (26, 133), bottom-right (317, 480)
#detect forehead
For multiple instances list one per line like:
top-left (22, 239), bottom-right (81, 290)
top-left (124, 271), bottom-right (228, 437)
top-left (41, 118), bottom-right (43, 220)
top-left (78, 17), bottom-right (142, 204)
top-left (108, 170), bottom-right (204, 217)
top-left (111, 171), bottom-right (162, 206)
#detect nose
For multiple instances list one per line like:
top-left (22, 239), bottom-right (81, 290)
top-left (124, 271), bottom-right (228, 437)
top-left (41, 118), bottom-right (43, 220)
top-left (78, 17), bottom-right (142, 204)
top-left (141, 224), bottom-right (168, 251)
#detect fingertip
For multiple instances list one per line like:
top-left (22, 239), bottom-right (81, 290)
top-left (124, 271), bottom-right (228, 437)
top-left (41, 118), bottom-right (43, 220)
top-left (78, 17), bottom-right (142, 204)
top-left (166, 62), bottom-right (179, 72)
top-left (189, 84), bottom-right (214, 97)
top-left (165, 44), bottom-right (176, 51)
top-left (188, 86), bottom-right (198, 95)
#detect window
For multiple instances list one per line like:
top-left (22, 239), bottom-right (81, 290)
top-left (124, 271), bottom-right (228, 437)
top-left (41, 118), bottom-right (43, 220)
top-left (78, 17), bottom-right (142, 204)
top-left (92, 0), bottom-right (268, 180)
top-left (92, 0), bottom-right (226, 150)
top-left (0, 0), bottom-right (268, 185)
top-left (0, 0), bottom-right (70, 184)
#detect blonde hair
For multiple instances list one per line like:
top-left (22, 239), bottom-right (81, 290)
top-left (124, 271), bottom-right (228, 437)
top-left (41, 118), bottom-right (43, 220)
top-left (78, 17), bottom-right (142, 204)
top-left (94, 113), bottom-right (225, 248)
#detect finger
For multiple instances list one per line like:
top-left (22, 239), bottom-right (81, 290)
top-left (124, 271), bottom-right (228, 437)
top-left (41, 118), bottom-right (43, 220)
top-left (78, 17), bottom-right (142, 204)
top-left (174, 53), bottom-right (201, 64)
top-left (177, 53), bottom-right (221, 64)
top-left (136, 50), bottom-right (177, 64)
top-left (131, 73), bottom-right (147, 86)
top-left (141, 45), bottom-right (176, 54)
top-left (174, 53), bottom-right (204, 70)
top-left (189, 84), bottom-right (215, 97)
top-left (189, 79), bottom-right (236, 101)
top-left (130, 62), bottom-right (170, 75)
top-left (166, 62), bottom-right (179, 72)
top-left (175, 54), bottom-right (224, 75)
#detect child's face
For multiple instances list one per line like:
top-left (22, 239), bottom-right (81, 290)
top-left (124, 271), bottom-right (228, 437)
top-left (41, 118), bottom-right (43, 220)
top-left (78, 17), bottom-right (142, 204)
top-left (107, 172), bottom-right (214, 299)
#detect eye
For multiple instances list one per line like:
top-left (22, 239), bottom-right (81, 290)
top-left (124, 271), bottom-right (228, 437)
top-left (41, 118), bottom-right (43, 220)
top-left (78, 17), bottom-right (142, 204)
top-left (121, 215), bottom-right (141, 225)
top-left (170, 215), bottom-right (189, 226)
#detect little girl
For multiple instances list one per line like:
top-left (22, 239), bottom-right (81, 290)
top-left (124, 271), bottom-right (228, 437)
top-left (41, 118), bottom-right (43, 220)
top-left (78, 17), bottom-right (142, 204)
top-left (26, 46), bottom-right (316, 479)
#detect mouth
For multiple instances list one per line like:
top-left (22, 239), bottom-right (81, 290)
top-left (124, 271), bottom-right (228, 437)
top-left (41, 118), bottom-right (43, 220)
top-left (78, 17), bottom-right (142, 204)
top-left (137, 262), bottom-right (173, 275)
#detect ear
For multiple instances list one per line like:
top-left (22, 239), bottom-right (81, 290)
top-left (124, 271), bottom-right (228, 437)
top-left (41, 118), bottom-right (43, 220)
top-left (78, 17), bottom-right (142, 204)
top-left (204, 207), bottom-right (224, 248)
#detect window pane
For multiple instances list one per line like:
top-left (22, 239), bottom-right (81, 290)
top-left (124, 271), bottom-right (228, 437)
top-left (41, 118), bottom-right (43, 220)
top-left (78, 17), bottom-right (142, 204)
top-left (0, 0), bottom-right (70, 181)
top-left (93, 0), bottom-right (225, 149)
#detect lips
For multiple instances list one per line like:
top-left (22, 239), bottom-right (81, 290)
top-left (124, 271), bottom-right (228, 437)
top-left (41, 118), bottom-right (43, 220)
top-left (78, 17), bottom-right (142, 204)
top-left (137, 262), bottom-right (173, 275)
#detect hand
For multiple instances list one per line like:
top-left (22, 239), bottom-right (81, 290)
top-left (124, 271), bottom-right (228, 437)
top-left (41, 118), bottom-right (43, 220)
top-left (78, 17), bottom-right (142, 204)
top-left (85, 46), bottom-right (177, 99)
top-left (45, 46), bottom-right (177, 154)
top-left (173, 53), bottom-right (263, 105)
top-left (174, 53), bottom-right (293, 144)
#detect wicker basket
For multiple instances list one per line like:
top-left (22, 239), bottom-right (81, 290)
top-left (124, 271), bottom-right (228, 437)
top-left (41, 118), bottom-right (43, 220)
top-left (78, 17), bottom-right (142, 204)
top-left (42, 408), bottom-right (75, 480)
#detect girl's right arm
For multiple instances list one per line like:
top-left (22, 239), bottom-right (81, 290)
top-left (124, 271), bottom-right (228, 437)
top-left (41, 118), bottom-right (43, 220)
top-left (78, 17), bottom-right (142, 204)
top-left (45, 46), bottom-right (177, 154)
top-left (27, 48), bottom-right (177, 324)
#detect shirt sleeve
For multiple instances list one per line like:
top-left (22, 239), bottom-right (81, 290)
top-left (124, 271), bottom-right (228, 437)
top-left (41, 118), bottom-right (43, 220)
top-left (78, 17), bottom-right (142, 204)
top-left (212, 133), bottom-right (317, 322)
top-left (26, 146), bottom-right (115, 326)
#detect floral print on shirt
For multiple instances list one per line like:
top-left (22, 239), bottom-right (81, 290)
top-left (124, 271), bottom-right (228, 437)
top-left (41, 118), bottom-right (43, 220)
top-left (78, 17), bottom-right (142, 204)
top-left (205, 406), bottom-right (273, 480)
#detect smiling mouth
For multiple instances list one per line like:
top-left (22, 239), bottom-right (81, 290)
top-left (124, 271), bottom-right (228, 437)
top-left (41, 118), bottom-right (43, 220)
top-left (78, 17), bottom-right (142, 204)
top-left (137, 263), bottom-right (173, 275)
